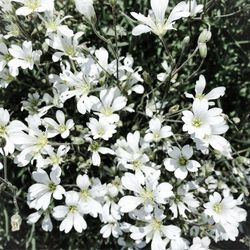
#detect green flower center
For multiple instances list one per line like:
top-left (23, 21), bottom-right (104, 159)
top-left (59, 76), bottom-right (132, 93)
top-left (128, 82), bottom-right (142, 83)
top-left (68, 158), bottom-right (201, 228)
top-left (48, 182), bottom-right (56, 192)
top-left (65, 46), bottom-right (75, 56)
top-left (51, 155), bottom-right (61, 165)
top-left (37, 134), bottom-right (48, 147)
top-left (196, 93), bottom-right (205, 99)
top-left (4, 53), bottom-right (12, 62)
top-left (192, 118), bottom-right (202, 128)
top-left (81, 83), bottom-right (90, 95)
top-left (90, 142), bottom-right (99, 151)
top-left (97, 128), bottom-right (105, 136)
top-left (178, 156), bottom-right (188, 166)
top-left (141, 188), bottom-right (154, 202)
top-left (46, 21), bottom-right (58, 31)
top-left (213, 203), bottom-right (222, 214)
top-left (151, 219), bottom-right (162, 231)
top-left (80, 189), bottom-right (89, 199)
top-left (59, 124), bottom-right (67, 133)
top-left (26, 0), bottom-right (40, 10)
top-left (68, 205), bottom-right (77, 213)
top-left (101, 107), bottom-right (113, 116)
top-left (132, 160), bottom-right (141, 169)
top-left (153, 132), bottom-right (160, 140)
top-left (112, 178), bottom-right (121, 187)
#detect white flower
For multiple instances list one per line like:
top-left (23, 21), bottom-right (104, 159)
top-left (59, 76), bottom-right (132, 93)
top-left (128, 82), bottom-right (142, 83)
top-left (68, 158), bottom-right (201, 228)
top-left (169, 184), bottom-right (199, 218)
top-left (185, 0), bottom-right (203, 17)
top-left (44, 145), bottom-right (70, 168)
top-left (88, 139), bottom-right (115, 166)
top-left (59, 70), bottom-right (99, 115)
top-left (130, 208), bottom-right (182, 250)
top-left (28, 167), bottom-right (65, 210)
top-left (101, 180), bottom-right (122, 222)
top-left (53, 191), bottom-right (87, 233)
top-left (193, 122), bottom-right (232, 159)
top-left (44, 110), bottom-right (74, 138)
top-left (75, 0), bottom-right (96, 22)
top-left (100, 217), bottom-right (122, 238)
top-left (131, 0), bottom-right (189, 37)
top-left (0, 108), bottom-right (26, 155)
top-left (92, 87), bottom-right (127, 123)
top-left (204, 192), bottom-right (247, 241)
top-left (182, 99), bottom-right (224, 139)
top-left (87, 118), bottom-right (117, 141)
top-left (0, 42), bottom-right (12, 73)
top-left (46, 31), bottom-right (83, 62)
top-left (76, 174), bottom-right (104, 218)
top-left (27, 210), bottom-right (53, 232)
top-left (41, 11), bottom-right (73, 37)
top-left (144, 117), bottom-right (172, 142)
top-left (204, 192), bottom-right (246, 224)
top-left (12, 0), bottom-right (54, 16)
top-left (118, 171), bottom-right (173, 213)
top-left (185, 75), bottom-right (225, 104)
top-left (115, 131), bottom-right (154, 182)
top-left (164, 145), bottom-right (201, 179)
top-left (118, 55), bottom-right (144, 95)
top-left (11, 115), bottom-right (53, 167)
top-left (8, 41), bottom-right (42, 76)
top-left (189, 237), bottom-right (211, 250)
top-left (0, 68), bottom-right (15, 88)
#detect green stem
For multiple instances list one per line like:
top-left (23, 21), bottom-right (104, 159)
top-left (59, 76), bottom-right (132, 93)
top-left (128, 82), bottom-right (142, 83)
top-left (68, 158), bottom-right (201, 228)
top-left (112, 4), bottom-right (119, 83)
top-left (1, 147), bottom-right (7, 181)
top-left (172, 47), bottom-right (199, 76)
top-left (160, 38), bottom-right (174, 66)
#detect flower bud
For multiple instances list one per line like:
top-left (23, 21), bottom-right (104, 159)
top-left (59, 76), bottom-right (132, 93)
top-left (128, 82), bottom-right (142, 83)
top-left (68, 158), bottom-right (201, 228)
top-left (198, 42), bottom-right (207, 58)
top-left (198, 29), bottom-right (212, 43)
top-left (182, 36), bottom-right (190, 46)
top-left (142, 71), bottom-right (153, 85)
top-left (11, 213), bottom-right (22, 232)
top-left (75, 0), bottom-right (96, 23)
top-left (109, 0), bottom-right (117, 5)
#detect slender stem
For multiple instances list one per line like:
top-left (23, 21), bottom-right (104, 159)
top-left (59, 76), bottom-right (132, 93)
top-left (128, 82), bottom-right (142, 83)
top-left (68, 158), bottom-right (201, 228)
top-left (172, 47), bottom-right (199, 76)
top-left (92, 24), bottom-right (111, 44)
top-left (1, 147), bottom-right (7, 181)
top-left (187, 58), bottom-right (205, 80)
top-left (92, 24), bottom-right (117, 59)
top-left (112, 4), bottom-right (119, 83)
top-left (160, 38), bottom-right (174, 66)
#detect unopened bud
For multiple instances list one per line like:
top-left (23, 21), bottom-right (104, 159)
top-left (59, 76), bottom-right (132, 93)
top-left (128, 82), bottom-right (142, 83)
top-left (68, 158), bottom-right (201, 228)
top-left (198, 29), bottom-right (212, 43)
top-left (109, 0), bottom-right (117, 5)
top-left (142, 71), bottom-right (153, 85)
top-left (75, 0), bottom-right (96, 24)
top-left (182, 36), bottom-right (190, 46)
top-left (11, 213), bottom-right (22, 232)
top-left (168, 104), bottom-right (179, 114)
top-left (198, 42), bottom-right (207, 58)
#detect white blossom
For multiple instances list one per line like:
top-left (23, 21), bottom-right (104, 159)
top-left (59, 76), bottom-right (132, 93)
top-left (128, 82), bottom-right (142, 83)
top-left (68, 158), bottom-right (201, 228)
top-left (164, 145), bottom-right (201, 179)
top-left (53, 191), bottom-right (87, 233)
top-left (44, 110), bottom-right (74, 139)
top-left (131, 0), bottom-right (189, 37)
top-left (144, 117), bottom-right (172, 142)
top-left (12, 0), bottom-right (54, 16)
top-left (8, 41), bottom-right (42, 76)
top-left (28, 167), bottom-right (65, 210)
top-left (118, 171), bottom-right (173, 213)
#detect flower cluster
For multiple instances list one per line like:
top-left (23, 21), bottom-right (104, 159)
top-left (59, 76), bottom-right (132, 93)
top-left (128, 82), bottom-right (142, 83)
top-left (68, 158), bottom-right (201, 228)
top-left (0, 0), bottom-right (248, 249)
